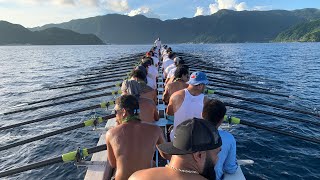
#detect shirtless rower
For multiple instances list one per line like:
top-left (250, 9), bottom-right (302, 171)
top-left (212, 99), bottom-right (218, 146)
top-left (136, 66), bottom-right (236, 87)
top-left (166, 71), bottom-right (209, 140)
top-left (162, 66), bottom-right (189, 104)
top-left (106, 95), bottom-right (168, 180)
top-left (129, 118), bottom-right (222, 180)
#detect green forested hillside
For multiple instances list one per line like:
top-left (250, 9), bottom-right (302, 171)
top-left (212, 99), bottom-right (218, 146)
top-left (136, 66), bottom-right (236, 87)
top-left (0, 21), bottom-right (104, 45)
top-left (30, 8), bottom-right (320, 44)
top-left (274, 19), bottom-right (320, 42)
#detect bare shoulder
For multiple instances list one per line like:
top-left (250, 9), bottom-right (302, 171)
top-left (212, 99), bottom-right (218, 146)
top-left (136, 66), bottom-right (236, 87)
top-left (129, 168), bottom-right (167, 180)
top-left (171, 89), bottom-right (185, 100)
top-left (141, 123), bottom-right (161, 131)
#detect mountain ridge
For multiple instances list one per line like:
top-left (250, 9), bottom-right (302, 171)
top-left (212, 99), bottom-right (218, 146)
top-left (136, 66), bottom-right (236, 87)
top-left (0, 21), bottom-right (104, 45)
top-left (29, 8), bottom-right (320, 44)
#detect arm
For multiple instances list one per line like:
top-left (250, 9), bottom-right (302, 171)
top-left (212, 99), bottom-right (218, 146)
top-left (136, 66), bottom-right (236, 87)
top-left (121, 80), bottom-right (128, 95)
top-left (105, 131), bottom-right (117, 168)
top-left (166, 95), bottom-right (175, 116)
top-left (162, 86), bottom-right (170, 104)
top-left (156, 128), bottom-right (172, 160)
top-left (154, 107), bottom-right (159, 121)
top-left (223, 135), bottom-right (238, 174)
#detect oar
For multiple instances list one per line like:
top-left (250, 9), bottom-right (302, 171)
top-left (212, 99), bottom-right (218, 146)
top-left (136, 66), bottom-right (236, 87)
top-left (181, 56), bottom-right (238, 74)
top-left (224, 102), bottom-right (320, 126)
top-left (0, 114), bottom-right (115, 152)
top-left (0, 101), bottom-right (115, 131)
top-left (205, 89), bottom-right (319, 118)
top-left (208, 83), bottom-right (289, 98)
top-left (85, 62), bottom-right (136, 76)
top-left (78, 68), bottom-right (132, 81)
top-left (66, 71), bottom-right (129, 85)
top-left (49, 77), bottom-right (125, 90)
top-left (26, 83), bottom-right (121, 105)
top-left (190, 67), bottom-right (244, 77)
top-left (3, 89), bottom-right (121, 115)
top-left (0, 145), bottom-right (107, 178)
top-left (207, 75), bottom-right (270, 91)
top-left (224, 116), bottom-right (320, 144)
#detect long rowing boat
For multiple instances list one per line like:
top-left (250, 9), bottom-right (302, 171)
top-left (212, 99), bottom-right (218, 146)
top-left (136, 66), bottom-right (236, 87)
top-left (84, 47), bottom-right (252, 180)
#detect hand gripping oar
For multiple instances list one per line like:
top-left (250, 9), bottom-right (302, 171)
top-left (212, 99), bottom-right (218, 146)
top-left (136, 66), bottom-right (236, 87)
top-left (0, 100), bottom-right (115, 131)
top-left (0, 114), bottom-right (115, 152)
top-left (0, 145), bottom-right (107, 178)
top-left (205, 89), bottom-right (320, 118)
top-left (27, 83), bottom-right (121, 105)
top-left (208, 83), bottom-right (289, 98)
top-left (3, 89), bottom-right (122, 115)
top-left (224, 116), bottom-right (320, 144)
top-left (49, 77), bottom-right (124, 90)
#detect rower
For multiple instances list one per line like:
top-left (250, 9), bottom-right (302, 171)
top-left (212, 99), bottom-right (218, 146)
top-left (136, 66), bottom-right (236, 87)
top-left (121, 70), bottom-right (158, 122)
top-left (203, 99), bottom-right (238, 180)
top-left (162, 52), bottom-right (175, 77)
top-left (162, 66), bottom-right (189, 104)
top-left (121, 69), bottom-right (156, 102)
top-left (145, 55), bottom-right (158, 90)
top-left (166, 71), bottom-right (209, 141)
top-left (105, 95), bottom-right (168, 180)
top-left (129, 118), bottom-right (222, 180)
top-left (164, 56), bottom-right (181, 82)
top-left (165, 58), bottom-right (187, 85)
top-left (135, 57), bottom-right (151, 83)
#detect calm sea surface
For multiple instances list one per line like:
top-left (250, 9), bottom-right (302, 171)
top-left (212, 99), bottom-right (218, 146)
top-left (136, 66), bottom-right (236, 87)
top-left (0, 43), bottom-right (319, 180)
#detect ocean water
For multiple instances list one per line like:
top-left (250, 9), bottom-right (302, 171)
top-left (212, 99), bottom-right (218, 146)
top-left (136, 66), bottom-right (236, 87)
top-left (0, 43), bottom-right (319, 180)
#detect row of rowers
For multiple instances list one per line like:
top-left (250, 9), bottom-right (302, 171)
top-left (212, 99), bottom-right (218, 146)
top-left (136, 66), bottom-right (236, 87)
top-left (106, 46), bottom-right (238, 180)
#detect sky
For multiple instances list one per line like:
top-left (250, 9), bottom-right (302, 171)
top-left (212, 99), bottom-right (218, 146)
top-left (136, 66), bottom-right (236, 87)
top-left (0, 0), bottom-right (319, 28)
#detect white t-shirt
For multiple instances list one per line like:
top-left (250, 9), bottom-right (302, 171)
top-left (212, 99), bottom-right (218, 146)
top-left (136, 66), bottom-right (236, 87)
top-left (164, 64), bottom-right (176, 78)
top-left (152, 57), bottom-right (159, 67)
top-left (163, 59), bottom-right (174, 74)
top-left (147, 65), bottom-right (158, 89)
top-left (167, 66), bottom-right (177, 79)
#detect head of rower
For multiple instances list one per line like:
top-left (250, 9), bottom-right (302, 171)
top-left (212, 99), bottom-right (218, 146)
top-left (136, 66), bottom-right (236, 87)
top-left (187, 71), bottom-right (208, 96)
top-left (130, 69), bottom-right (146, 82)
top-left (114, 94), bottom-right (140, 125)
top-left (129, 118), bottom-right (222, 180)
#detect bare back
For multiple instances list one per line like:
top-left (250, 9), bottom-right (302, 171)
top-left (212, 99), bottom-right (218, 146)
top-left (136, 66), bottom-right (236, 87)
top-left (106, 122), bottom-right (163, 180)
top-left (163, 81), bottom-right (188, 104)
top-left (139, 98), bottom-right (159, 123)
top-left (129, 167), bottom-right (207, 180)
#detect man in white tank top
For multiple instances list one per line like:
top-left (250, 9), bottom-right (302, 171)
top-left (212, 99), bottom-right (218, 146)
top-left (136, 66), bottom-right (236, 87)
top-left (166, 71), bottom-right (209, 141)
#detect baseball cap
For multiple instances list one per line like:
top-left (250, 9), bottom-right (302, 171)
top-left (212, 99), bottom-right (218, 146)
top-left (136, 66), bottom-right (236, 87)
top-left (187, 71), bottom-right (209, 85)
top-left (158, 118), bottom-right (222, 155)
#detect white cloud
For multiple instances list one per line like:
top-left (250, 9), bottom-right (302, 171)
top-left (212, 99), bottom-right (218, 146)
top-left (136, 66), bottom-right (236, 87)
top-left (105, 0), bottom-right (129, 12)
top-left (127, 6), bottom-right (160, 19)
top-left (252, 5), bottom-right (272, 11)
top-left (209, 3), bottom-right (219, 14)
top-left (194, 7), bottom-right (205, 17)
top-left (235, 2), bottom-right (247, 11)
top-left (209, 0), bottom-right (248, 14)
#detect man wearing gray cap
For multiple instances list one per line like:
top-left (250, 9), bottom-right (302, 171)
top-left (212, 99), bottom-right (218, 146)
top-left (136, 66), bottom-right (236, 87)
top-left (129, 118), bottom-right (222, 180)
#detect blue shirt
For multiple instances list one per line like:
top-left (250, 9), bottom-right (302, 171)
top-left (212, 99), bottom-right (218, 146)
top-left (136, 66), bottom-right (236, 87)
top-left (215, 130), bottom-right (238, 180)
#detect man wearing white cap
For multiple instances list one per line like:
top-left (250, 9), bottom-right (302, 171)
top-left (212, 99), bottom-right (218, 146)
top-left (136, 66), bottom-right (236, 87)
top-left (166, 71), bottom-right (209, 141)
